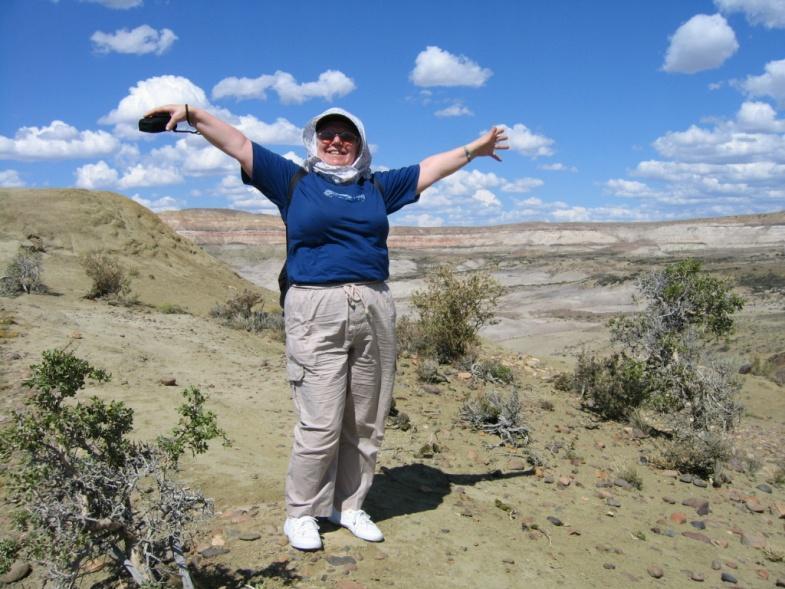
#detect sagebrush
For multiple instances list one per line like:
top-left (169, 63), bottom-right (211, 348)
top-left (210, 289), bottom-right (284, 338)
top-left (0, 349), bottom-right (228, 588)
top-left (81, 251), bottom-right (133, 302)
top-left (0, 246), bottom-right (47, 296)
top-left (460, 388), bottom-right (529, 447)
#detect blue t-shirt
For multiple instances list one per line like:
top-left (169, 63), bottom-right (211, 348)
top-left (242, 142), bottom-right (420, 284)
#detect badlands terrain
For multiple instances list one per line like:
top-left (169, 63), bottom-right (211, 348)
top-left (1, 188), bottom-right (784, 588)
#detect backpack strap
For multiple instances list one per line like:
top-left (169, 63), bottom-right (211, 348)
top-left (279, 167), bottom-right (307, 309)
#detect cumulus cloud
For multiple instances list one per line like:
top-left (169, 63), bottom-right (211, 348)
top-left (117, 163), bottom-right (182, 188)
top-left (715, 0), bottom-right (785, 28)
top-left (410, 46), bottom-right (492, 87)
top-left (81, 0), bottom-right (142, 8)
top-left (235, 116), bottom-right (301, 145)
top-left (91, 25), bottom-right (177, 55)
top-left (604, 178), bottom-right (660, 197)
top-left (472, 188), bottom-right (501, 207)
top-left (741, 58), bottom-right (785, 106)
top-left (663, 14), bottom-right (738, 74)
top-left (0, 169), bottom-right (24, 187)
top-left (0, 121), bottom-right (119, 160)
top-left (397, 213), bottom-right (445, 227)
top-left (498, 123), bottom-right (555, 157)
top-left (131, 194), bottom-right (183, 212)
top-left (540, 162), bottom-right (577, 172)
top-left (434, 104), bottom-right (473, 117)
top-left (500, 177), bottom-right (544, 192)
top-left (212, 70), bottom-right (356, 104)
top-left (75, 160), bottom-right (119, 189)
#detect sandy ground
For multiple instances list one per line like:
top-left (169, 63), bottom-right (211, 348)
top-left (1, 246), bottom-right (784, 588)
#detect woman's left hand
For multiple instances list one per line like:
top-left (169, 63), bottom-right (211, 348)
top-left (470, 127), bottom-right (509, 161)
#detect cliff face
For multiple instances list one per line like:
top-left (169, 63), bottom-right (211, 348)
top-left (158, 209), bottom-right (785, 254)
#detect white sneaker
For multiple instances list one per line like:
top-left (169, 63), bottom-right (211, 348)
top-left (283, 516), bottom-right (321, 550)
top-left (329, 508), bottom-right (384, 542)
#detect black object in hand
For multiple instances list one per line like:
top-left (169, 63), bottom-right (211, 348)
top-left (138, 112), bottom-right (172, 133)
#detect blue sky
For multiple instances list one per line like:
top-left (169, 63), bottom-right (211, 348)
top-left (1, 0), bottom-right (784, 226)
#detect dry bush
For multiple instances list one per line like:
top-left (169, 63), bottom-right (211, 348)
top-left (461, 356), bottom-right (515, 385)
top-left (460, 388), bottom-right (529, 447)
top-left (616, 465), bottom-right (643, 490)
top-left (81, 251), bottom-right (132, 302)
top-left (416, 357), bottom-right (446, 383)
top-left (1, 246), bottom-right (47, 296)
top-left (210, 289), bottom-right (284, 338)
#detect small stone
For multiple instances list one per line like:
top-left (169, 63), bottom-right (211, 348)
top-left (613, 478), bottom-right (633, 490)
top-left (690, 571), bottom-right (704, 582)
top-left (505, 458), bottom-right (528, 471)
top-left (670, 512), bottom-right (687, 524)
top-left (681, 531), bottom-right (712, 544)
top-left (662, 528), bottom-right (677, 538)
top-left (546, 516), bottom-right (563, 526)
top-left (558, 477), bottom-right (572, 487)
top-left (603, 563), bottom-right (616, 570)
top-left (0, 562), bottom-right (32, 584)
top-left (776, 577), bottom-right (785, 587)
top-left (740, 530), bottom-right (767, 548)
top-left (199, 546), bottom-right (230, 558)
top-left (647, 565), bottom-right (664, 579)
top-left (543, 476), bottom-right (555, 484)
top-left (159, 376), bottom-right (177, 386)
top-left (662, 496), bottom-right (677, 504)
top-left (773, 501), bottom-right (785, 519)
top-left (711, 560), bottom-right (722, 570)
top-left (745, 497), bottom-right (766, 513)
top-left (682, 498), bottom-right (710, 515)
top-left (239, 532), bottom-right (261, 541)
top-left (690, 520), bottom-right (706, 530)
top-left (606, 497), bottom-right (621, 508)
top-left (720, 572), bottom-right (737, 584)
top-left (755, 569), bottom-right (769, 580)
top-left (692, 478), bottom-right (708, 488)
top-left (327, 555), bottom-right (357, 566)
top-left (679, 474), bottom-right (694, 483)
top-left (756, 483), bottom-right (773, 494)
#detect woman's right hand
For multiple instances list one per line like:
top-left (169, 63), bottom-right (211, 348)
top-left (144, 104), bottom-right (188, 131)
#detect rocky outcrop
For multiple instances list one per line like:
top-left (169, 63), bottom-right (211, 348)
top-left (158, 209), bottom-right (785, 254)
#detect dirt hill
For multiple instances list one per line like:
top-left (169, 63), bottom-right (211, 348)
top-left (0, 189), bottom-right (274, 314)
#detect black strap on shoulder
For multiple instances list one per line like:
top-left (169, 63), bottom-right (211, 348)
top-left (279, 167), bottom-right (307, 310)
top-left (287, 167), bottom-right (308, 205)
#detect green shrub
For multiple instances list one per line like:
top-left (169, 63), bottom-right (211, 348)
top-left (0, 246), bottom-right (47, 296)
top-left (210, 290), bottom-right (284, 339)
top-left (462, 357), bottom-right (515, 384)
top-left (0, 349), bottom-right (227, 588)
top-left (460, 388), bottom-right (529, 447)
top-left (158, 303), bottom-right (188, 314)
top-left (81, 251), bottom-right (132, 301)
top-left (572, 351), bottom-right (648, 420)
top-left (404, 265), bottom-right (505, 363)
top-left (0, 539), bottom-right (20, 575)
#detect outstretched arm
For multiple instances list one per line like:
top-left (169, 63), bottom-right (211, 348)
top-left (144, 104), bottom-right (253, 175)
top-left (417, 127), bottom-right (508, 193)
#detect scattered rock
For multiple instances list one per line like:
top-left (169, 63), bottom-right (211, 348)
top-left (682, 498), bottom-right (710, 515)
top-left (681, 531), bottom-right (712, 544)
top-left (690, 571), bottom-right (704, 582)
top-left (239, 532), bottom-right (261, 541)
top-left (199, 546), bottom-right (230, 558)
top-left (662, 496), bottom-right (677, 504)
top-left (159, 376), bottom-right (177, 386)
top-left (740, 530), bottom-right (767, 548)
top-left (327, 555), bottom-right (357, 566)
top-left (421, 384), bottom-right (441, 395)
top-left (603, 563), bottom-right (616, 570)
top-left (773, 501), bottom-right (785, 519)
top-left (679, 474), bottom-right (694, 484)
top-left (776, 578), bottom-right (785, 587)
top-left (756, 483), bottom-right (773, 494)
top-left (670, 512), bottom-right (687, 524)
top-left (745, 497), bottom-right (766, 513)
top-left (505, 458), bottom-right (528, 471)
top-left (558, 476), bottom-right (572, 487)
top-left (690, 520), bottom-right (706, 530)
top-left (720, 572), bottom-right (737, 584)
top-left (546, 516), bottom-right (563, 526)
top-left (0, 562), bottom-right (32, 584)
top-left (756, 569), bottom-right (769, 580)
top-left (711, 560), bottom-right (722, 570)
top-left (647, 565), bottom-right (664, 579)
top-left (606, 497), bottom-right (621, 508)
top-left (613, 478), bottom-right (633, 490)
top-left (543, 476), bottom-right (555, 484)
top-left (692, 478), bottom-right (708, 488)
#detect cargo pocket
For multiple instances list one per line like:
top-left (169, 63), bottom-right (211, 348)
top-left (286, 358), bottom-right (305, 384)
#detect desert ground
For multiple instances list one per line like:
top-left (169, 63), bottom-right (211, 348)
top-left (1, 189), bottom-right (784, 588)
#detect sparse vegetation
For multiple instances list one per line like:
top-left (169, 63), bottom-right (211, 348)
top-left (210, 289), bottom-right (284, 338)
top-left (462, 356), bottom-right (515, 384)
top-left (561, 260), bottom-right (745, 476)
top-left (0, 538), bottom-right (20, 575)
top-left (400, 265), bottom-right (505, 363)
top-left (616, 465), bottom-right (643, 490)
top-left (737, 270), bottom-right (785, 294)
top-left (460, 388), bottom-right (529, 447)
top-left (0, 246), bottom-right (47, 296)
top-left (81, 251), bottom-right (133, 303)
top-left (0, 349), bottom-right (227, 588)
top-left (416, 357), bottom-right (447, 383)
top-left (158, 303), bottom-right (189, 315)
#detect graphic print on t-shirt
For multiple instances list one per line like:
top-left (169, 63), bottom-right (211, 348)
top-left (323, 189), bottom-right (365, 202)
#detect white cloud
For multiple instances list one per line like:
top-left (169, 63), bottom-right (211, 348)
top-left (397, 213), bottom-right (445, 227)
top-left (552, 206), bottom-right (590, 222)
top-left (500, 177), bottom-right (544, 193)
top-left (410, 46), bottom-right (492, 87)
top-left (235, 116), bottom-right (301, 145)
top-left (117, 164), bottom-right (182, 188)
top-left (604, 178), bottom-right (660, 197)
top-left (498, 123), bottom-right (555, 157)
top-left (91, 25), bottom-right (177, 55)
top-left (434, 104), bottom-right (473, 118)
top-left (212, 70), bottom-right (356, 104)
top-left (75, 160), bottom-right (119, 189)
top-left (715, 0), bottom-right (785, 28)
top-left (0, 169), bottom-right (24, 187)
top-left (472, 188), bottom-right (501, 207)
top-left (81, 0), bottom-right (142, 8)
top-left (539, 162), bottom-right (577, 172)
top-left (131, 194), bottom-right (183, 212)
top-left (663, 14), bottom-right (738, 74)
top-left (741, 58), bottom-right (785, 106)
top-left (735, 100), bottom-right (785, 131)
top-left (0, 121), bottom-right (119, 160)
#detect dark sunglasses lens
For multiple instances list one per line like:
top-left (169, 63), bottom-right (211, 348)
top-left (317, 130), bottom-right (357, 143)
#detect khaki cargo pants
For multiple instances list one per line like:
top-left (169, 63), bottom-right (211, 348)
top-left (283, 282), bottom-right (396, 517)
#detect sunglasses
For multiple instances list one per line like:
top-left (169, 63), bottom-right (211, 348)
top-left (316, 129), bottom-right (359, 143)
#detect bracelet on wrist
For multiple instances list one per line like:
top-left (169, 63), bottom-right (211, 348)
top-left (463, 145), bottom-right (473, 162)
top-left (185, 104), bottom-right (193, 127)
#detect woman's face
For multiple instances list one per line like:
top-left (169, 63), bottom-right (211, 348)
top-left (315, 120), bottom-right (359, 166)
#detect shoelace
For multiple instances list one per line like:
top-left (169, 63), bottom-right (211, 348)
top-left (294, 516), bottom-right (318, 532)
top-left (348, 510), bottom-right (373, 528)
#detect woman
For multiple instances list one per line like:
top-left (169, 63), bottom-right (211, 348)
top-left (144, 103), bottom-right (508, 550)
